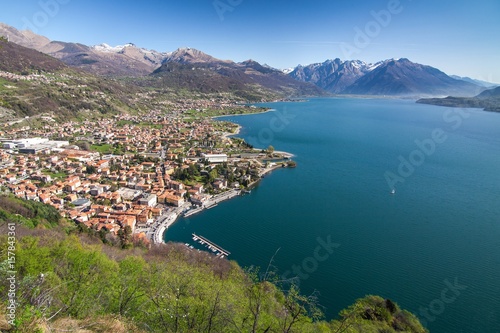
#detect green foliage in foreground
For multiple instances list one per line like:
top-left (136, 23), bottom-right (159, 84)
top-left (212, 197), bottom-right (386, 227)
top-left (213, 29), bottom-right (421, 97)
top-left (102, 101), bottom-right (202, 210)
top-left (0, 196), bottom-right (427, 332)
top-left (0, 230), bottom-right (427, 333)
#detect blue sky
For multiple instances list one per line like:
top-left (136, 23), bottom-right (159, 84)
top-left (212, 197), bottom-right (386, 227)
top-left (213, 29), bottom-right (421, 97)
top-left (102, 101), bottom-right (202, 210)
top-left (1, 0), bottom-right (499, 82)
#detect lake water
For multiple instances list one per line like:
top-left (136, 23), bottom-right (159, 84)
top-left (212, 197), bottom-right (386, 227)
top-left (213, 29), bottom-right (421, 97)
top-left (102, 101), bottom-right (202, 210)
top-left (165, 98), bottom-right (500, 332)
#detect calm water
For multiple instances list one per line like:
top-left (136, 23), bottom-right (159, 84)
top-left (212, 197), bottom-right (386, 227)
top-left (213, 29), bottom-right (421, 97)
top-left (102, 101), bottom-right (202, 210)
top-left (165, 98), bottom-right (500, 332)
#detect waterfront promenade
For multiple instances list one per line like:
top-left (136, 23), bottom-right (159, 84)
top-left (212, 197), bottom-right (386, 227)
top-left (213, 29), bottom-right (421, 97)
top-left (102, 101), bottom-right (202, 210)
top-left (147, 189), bottom-right (241, 244)
top-left (147, 204), bottom-right (187, 244)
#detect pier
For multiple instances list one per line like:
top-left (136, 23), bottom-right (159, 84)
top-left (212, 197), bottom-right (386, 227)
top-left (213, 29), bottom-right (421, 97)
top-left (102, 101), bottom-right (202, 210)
top-left (184, 206), bottom-right (204, 217)
top-left (192, 233), bottom-right (231, 258)
top-left (183, 189), bottom-right (240, 218)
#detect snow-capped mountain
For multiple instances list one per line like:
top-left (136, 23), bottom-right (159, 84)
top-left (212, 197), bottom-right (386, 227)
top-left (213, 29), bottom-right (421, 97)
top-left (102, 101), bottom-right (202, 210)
top-left (0, 23), bottom-right (169, 76)
top-left (91, 42), bottom-right (168, 64)
top-left (0, 22), bottom-right (484, 97)
top-left (289, 59), bottom-right (385, 93)
top-left (91, 42), bottom-right (168, 69)
top-left (342, 58), bottom-right (483, 97)
top-left (92, 43), bottom-right (136, 53)
top-left (288, 58), bottom-right (483, 97)
top-left (152, 50), bottom-right (325, 98)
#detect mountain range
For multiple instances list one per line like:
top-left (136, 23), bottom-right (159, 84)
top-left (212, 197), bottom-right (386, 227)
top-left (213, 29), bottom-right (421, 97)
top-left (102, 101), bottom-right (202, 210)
top-left (0, 38), bottom-right (153, 119)
top-left (0, 23), bottom-right (323, 101)
top-left (288, 58), bottom-right (491, 97)
top-left (144, 48), bottom-right (325, 99)
top-left (0, 22), bottom-right (165, 76)
top-left (287, 59), bottom-right (380, 93)
top-left (1, 22), bottom-right (498, 113)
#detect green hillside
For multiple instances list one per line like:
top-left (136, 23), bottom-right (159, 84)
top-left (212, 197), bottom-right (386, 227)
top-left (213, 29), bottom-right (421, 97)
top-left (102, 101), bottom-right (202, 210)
top-left (0, 196), bottom-right (427, 333)
top-left (0, 38), bottom-right (153, 120)
top-left (0, 37), bottom-right (324, 121)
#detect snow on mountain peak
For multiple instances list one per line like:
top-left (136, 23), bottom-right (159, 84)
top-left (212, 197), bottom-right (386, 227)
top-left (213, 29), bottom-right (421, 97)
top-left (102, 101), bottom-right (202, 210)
top-left (351, 61), bottom-right (361, 69)
top-left (366, 61), bottom-right (384, 71)
top-left (92, 43), bottom-right (137, 53)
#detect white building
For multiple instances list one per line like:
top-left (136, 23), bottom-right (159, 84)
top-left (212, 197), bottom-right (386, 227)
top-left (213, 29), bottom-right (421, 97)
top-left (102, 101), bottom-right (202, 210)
top-left (15, 138), bottom-right (49, 148)
top-left (138, 194), bottom-right (157, 207)
top-left (201, 153), bottom-right (228, 163)
top-left (1, 138), bottom-right (69, 151)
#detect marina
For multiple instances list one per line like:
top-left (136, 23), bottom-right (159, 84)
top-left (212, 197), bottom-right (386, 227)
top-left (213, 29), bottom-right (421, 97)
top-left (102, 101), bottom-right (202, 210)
top-left (165, 99), bottom-right (500, 332)
top-left (192, 233), bottom-right (231, 258)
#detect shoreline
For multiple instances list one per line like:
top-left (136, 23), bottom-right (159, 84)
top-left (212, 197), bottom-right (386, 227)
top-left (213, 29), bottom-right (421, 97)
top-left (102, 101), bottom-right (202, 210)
top-left (150, 189), bottom-right (242, 244)
top-left (151, 161), bottom-right (293, 245)
top-left (147, 107), bottom-right (295, 245)
top-left (212, 108), bottom-right (276, 119)
top-left (153, 162), bottom-right (293, 245)
top-left (221, 124), bottom-right (242, 139)
top-left (253, 148), bottom-right (295, 158)
top-left (246, 163), bottom-right (291, 189)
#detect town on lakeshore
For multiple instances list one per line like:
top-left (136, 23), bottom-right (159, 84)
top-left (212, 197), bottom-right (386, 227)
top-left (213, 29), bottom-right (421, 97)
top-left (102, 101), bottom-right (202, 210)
top-left (0, 102), bottom-right (296, 249)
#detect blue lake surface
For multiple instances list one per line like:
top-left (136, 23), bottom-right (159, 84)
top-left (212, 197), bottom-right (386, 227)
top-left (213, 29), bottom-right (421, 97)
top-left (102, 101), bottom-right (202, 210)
top-left (165, 98), bottom-right (500, 332)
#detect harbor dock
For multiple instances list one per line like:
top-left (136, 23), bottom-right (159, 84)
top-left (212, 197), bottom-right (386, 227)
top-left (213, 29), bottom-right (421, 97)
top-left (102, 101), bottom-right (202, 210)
top-left (192, 233), bottom-right (231, 258)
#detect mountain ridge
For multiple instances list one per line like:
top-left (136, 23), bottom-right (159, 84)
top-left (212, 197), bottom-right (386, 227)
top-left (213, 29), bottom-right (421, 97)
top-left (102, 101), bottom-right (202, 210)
top-left (0, 23), bottom-right (166, 76)
top-left (0, 38), bottom-right (148, 118)
top-left (288, 57), bottom-right (484, 97)
top-left (0, 23), bottom-right (324, 100)
top-left (0, 22), bottom-right (491, 100)
top-left (343, 58), bottom-right (482, 97)
top-left (146, 51), bottom-right (325, 100)
top-left (288, 58), bottom-right (385, 93)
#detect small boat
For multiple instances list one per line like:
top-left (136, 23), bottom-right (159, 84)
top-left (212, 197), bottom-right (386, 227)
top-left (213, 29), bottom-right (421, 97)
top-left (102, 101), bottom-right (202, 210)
top-left (390, 189), bottom-right (396, 195)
